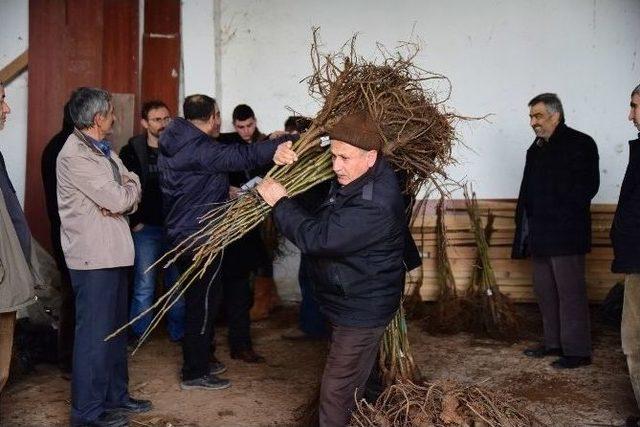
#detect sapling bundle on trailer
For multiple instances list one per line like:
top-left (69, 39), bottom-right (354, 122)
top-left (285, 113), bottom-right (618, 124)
top-left (464, 187), bottom-right (520, 341)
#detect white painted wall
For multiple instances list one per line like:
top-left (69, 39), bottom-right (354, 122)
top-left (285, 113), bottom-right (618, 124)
top-left (183, 0), bottom-right (640, 203)
top-left (0, 0), bottom-right (28, 205)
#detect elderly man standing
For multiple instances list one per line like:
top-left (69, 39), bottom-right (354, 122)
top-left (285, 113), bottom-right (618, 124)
top-left (57, 87), bottom-right (150, 427)
top-left (513, 93), bottom-right (599, 369)
top-left (257, 111), bottom-right (408, 426)
top-left (611, 83), bottom-right (640, 427)
top-left (0, 81), bottom-right (36, 394)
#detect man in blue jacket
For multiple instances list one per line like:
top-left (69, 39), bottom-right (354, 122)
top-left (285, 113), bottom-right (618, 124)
top-left (158, 94), bottom-right (297, 391)
top-left (257, 111), bottom-right (407, 426)
top-left (611, 83), bottom-right (640, 427)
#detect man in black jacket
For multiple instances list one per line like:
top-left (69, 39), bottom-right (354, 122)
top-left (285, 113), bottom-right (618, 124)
top-left (513, 93), bottom-right (599, 369)
top-left (611, 83), bottom-right (640, 426)
top-left (257, 111), bottom-right (408, 426)
top-left (213, 104), bottom-right (274, 363)
top-left (159, 94), bottom-right (297, 391)
top-left (119, 101), bottom-right (184, 343)
top-left (41, 102), bottom-right (74, 374)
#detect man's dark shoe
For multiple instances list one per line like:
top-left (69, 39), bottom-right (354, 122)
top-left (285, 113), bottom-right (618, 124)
top-left (523, 345), bottom-right (562, 358)
top-left (626, 415), bottom-right (640, 426)
top-left (110, 397), bottom-right (152, 414)
top-left (550, 356), bottom-right (592, 369)
top-left (74, 411), bottom-right (128, 427)
top-left (211, 356), bottom-right (227, 375)
top-left (181, 374), bottom-right (231, 391)
top-left (231, 349), bottom-right (266, 363)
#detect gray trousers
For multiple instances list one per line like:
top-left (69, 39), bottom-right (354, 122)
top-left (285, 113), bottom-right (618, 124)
top-left (319, 323), bottom-right (386, 427)
top-left (532, 254), bottom-right (591, 357)
top-left (622, 274), bottom-right (640, 410)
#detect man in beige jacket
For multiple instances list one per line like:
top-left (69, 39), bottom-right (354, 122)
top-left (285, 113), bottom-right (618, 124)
top-left (0, 81), bottom-right (37, 394)
top-left (57, 87), bottom-right (149, 427)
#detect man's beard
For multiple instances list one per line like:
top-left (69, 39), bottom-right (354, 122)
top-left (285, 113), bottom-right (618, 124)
top-left (150, 127), bottom-right (165, 138)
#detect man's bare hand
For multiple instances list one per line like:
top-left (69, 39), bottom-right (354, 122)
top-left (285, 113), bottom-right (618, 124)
top-left (229, 186), bottom-right (241, 199)
top-left (256, 178), bottom-right (288, 207)
top-left (100, 208), bottom-right (119, 218)
top-left (273, 141), bottom-right (298, 166)
top-left (269, 130), bottom-right (286, 139)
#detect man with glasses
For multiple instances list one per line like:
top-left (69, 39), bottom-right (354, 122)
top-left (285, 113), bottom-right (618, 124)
top-left (120, 100), bottom-right (184, 344)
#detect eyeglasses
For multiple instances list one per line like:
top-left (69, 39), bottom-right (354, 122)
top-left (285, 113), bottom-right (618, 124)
top-left (148, 117), bottom-right (171, 124)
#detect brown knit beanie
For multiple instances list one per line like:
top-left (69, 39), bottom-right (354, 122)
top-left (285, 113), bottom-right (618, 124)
top-left (328, 111), bottom-right (383, 151)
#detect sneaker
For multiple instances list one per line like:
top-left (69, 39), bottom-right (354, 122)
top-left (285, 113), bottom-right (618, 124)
top-left (211, 357), bottom-right (227, 375)
top-left (523, 345), bottom-right (562, 358)
top-left (180, 374), bottom-right (231, 391)
top-left (550, 356), bottom-right (592, 369)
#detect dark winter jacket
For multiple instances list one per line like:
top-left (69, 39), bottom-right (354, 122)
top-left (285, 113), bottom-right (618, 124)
top-left (158, 118), bottom-right (286, 247)
top-left (216, 132), bottom-right (271, 275)
top-left (119, 134), bottom-right (164, 227)
top-left (611, 135), bottom-right (640, 273)
top-left (273, 157), bottom-right (407, 328)
top-left (512, 123), bottom-right (599, 258)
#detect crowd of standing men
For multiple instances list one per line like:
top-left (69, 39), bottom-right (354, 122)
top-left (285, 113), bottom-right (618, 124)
top-left (0, 81), bottom-right (640, 427)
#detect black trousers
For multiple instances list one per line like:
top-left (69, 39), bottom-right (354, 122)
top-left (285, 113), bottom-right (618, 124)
top-left (69, 267), bottom-right (129, 425)
top-left (319, 323), bottom-right (386, 427)
top-left (221, 269), bottom-right (252, 353)
top-left (532, 254), bottom-right (592, 357)
top-left (177, 254), bottom-right (223, 381)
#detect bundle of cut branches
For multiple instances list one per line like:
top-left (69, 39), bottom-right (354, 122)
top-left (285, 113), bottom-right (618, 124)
top-left (379, 305), bottom-right (421, 385)
top-left (109, 29), bottom-right (461, 351)
top-left (350, 379), bottom-right (542, 427)
top-left (425, 197), bottom-right (469, 335)
top-left (464, 187), bottom-right (520, 342)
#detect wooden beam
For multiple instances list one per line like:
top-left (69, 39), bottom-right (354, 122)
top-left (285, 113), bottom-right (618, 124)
top-left (0, 50), bottom-right (28, 84)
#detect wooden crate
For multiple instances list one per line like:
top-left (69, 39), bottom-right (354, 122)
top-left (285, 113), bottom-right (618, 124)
top-left (406, 199), bottom-right (623, 303)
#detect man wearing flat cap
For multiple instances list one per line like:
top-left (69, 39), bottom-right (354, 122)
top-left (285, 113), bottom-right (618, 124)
top-left (257, 111), bottom-right (410, 426)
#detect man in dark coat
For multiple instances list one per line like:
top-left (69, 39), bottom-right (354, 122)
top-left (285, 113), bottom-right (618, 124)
top-left (513, 93), bottom-right (599, 369)
top-left (119, 100), bottom-right (184, 343)
top-left (257, 111), bottom-right (409, 426)
top-left (41, 102), bottom-right (74, 374)
top-left (158, 94), bottom-right (297, 391)
top-left (214, 104), bottom-right (272, 363)
top-left (611, 83), bottom-right (640, 426)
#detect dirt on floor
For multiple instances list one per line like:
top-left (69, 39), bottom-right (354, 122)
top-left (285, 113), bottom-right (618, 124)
top-left (0, 304), bottom-right (636, 426)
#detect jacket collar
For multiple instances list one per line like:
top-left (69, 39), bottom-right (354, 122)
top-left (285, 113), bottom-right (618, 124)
top-left (73, 128), bottom-right (111, 157)
top-left (547, 123), bottom-right (568, 143)
top-left (334, 156), bottom-right (384, 198)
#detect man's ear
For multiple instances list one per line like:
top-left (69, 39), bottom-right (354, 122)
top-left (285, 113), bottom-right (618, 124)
top-left (366, 150), bottom-right (378, 167)
top-left (140, 118), bottom-right (149, 130)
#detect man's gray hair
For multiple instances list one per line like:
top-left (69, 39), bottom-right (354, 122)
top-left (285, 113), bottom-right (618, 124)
top-left (632, 84), bottom-right (640, 98)
top-left (68, 87), bottom-right (111, 130)
top-left (528, 93), bottom-right (565, 124)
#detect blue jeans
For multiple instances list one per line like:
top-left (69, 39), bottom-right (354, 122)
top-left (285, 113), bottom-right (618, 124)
top-left (130, 224), bottom-right (184, 341)
top-left (299, 255), bottom-right (329, 338)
